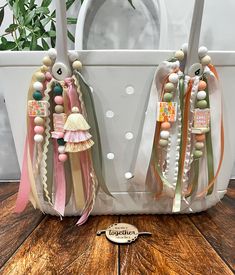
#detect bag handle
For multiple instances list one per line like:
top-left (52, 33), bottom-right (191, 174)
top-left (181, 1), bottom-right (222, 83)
top-left (75, 0), bottom-right (168, 50)
top-left (51, 0), bottom-right (72, 80)
top-left (184, 0), bottom-right (205, 75)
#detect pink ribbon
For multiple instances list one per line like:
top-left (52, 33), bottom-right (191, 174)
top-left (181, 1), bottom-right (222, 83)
top-left (15, 137), bottom-right (31, 212)
top-left (53, 140), bottom-right (66, 216)
top-left (65, 78), bottom-right (81, 111)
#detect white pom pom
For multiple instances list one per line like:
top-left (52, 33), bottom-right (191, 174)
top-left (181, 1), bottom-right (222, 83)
top-left (33, 81), bottom-right (43, 91)
top-left (48, 48), bottom-right (57, 59)
top-left (34, 134), bottom-right (43, 143)
top-left (169, 73), bottom-right (179, 84)
top-left (160, 130), bottom-right (170, 139)
top-left (197, 90), bottom-right (207, 100)
top-left (58, 145), bottom-right (65, 154)
top-left (72, 106), bottom-right (79, 113)
top-left (198, 46), bottom-right (208, 58)
top-left (181, 43), bottom-right (188, 54)
top-left (69, 51), bottom-right (79, 62)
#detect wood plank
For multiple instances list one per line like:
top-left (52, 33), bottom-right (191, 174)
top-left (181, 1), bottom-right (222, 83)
top-left (190, 182), bottom-right (235, 272)
top-left (1, 215), bottom-right (119, 275)
top-left (0, 182), bottom-right (19, 202)
top-left (0, 194), bottom-right (44, 268)
top-left (119, 215), bottom-right (233, 275)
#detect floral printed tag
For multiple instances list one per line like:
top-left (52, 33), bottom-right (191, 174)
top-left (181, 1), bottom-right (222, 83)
top-left (28, 100), bottom-right (49, 117)
top-left (157, 102), bottom-right (177, 122)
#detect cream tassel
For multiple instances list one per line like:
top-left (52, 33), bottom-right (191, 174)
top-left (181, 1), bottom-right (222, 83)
top-left (64, 107), bottom-right (90, 131)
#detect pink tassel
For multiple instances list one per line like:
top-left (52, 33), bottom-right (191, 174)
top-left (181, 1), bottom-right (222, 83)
top-left (65, 78), bottom-right (81, 111)
top-left (64, 130), bottom-right (92, 143)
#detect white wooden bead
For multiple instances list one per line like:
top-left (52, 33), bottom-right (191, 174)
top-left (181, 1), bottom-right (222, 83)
top-left (34, 134), bottom-right (43, 143)
top-left (197, 90), bottom-right (207, 100)
top-left (169, 73), bottom-right (179, 84)
top-left (72, 60), bottom-right (82, 70)
top-left (33, 81), bottom-right (43, 91)
top-left (201, 55), bottom-right (211, 66)
top-left (198, 46), bottom-right (208, 58)
top-left (175, 50), bottom-right (184, 61)
top-left (181, 43), bottom-right (188, 54)
top-left (58, 146), bottom-right (65, 154)
top-left (48, 48), bottom-right (57, 59)
top-left (69, 51), bottom-right (79, 62)
top-left (42, 56), bottom-right (52, 67)
top-left (160, 130), bottom-right (170, 139)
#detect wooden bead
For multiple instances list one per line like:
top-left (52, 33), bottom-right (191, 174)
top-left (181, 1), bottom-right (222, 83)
top-left (175, 50), bottom-right (184, 61)
top-left (33, 91), bottom-right (43, 101)
top-left (72, 60), bottom-right (82, 70)
top-left (197, 90), bottom-right (207, 100)
top-left (198, 80), bottom-right (207, 91)
top-left (164, 82), bottom-right (175, 93)
top-left (193, 150), bottom-right (203, 159)
top-left (195, 142), bottom-right (204, 150)
top-left (55, 105), bottom-right (64, 113)
top-left (40, 65), bottom-right (48, 72)
top-left (163, 93), bottom-right (173, 102)
top-left (35, 72), bottom-right (45, 83)
top-left (53, 85), bottom-right (63, 95)
top-left (33, 81), bottom-right (43, 91)
top-left (48, 48), bottom-right (57, 59)
top-left (34, 126), bottom-right (44, 134)
top-left (57, 138), bottom-right (65, 146)
top-left (169, 73), bottom-right (179, 84)
top-left (54, 96), bottom-right (64, 105)
top-left (159, 139), bottom-right (168, 147)
top-left (161, 122), bottom-right (171, 130)
top-left (160, 130), bottom-right (170, 139)
top-left (34, 134), bottom-right (43, 143)
top-left (42, 56), bottom-right (52, 67)
top-left (58, 153), bottom-right (68, 162)
top-left (197, 100), bottom-right (207, 109)
top-left (201, 55), bottom-right (211, 66)
top-left (195, 134), bottom-right (206, 142)
top-left (198, 46), bottom-right (208, 58)
top-left (34, 116), bottom-right (44, 126)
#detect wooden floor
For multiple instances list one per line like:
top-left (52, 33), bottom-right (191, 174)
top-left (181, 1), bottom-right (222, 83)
top-left (0, 181), bottom-right (234, 275)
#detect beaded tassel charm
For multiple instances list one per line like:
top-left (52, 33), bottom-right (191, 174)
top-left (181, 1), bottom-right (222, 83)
top-left (64, 106), bottom-right (94, 152)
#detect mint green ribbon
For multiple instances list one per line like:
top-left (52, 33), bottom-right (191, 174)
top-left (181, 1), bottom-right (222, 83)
top-left (74, 71), bottom-right (113, 197)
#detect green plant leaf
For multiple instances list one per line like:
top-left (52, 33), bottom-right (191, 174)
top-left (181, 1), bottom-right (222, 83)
top-left (30, 34), bottom-right (37, 50)
top-left (67, 17), bottom-right (77, 24)
top-left (41, 38), bottom-right (49, 50)
top-left (41, 17), bottom-right (51, 26)
top-left (42, 0), bottom-right (52, 7)
top-left (24, 10), bottom-right (36, 25)
top-left (66, 0), bottom-right (76, 10)
top-left (1, 36), bottom-right (7, 44)
top-left (67, 30), bottom-right (75, 42)
top-left (5, 23), bottom-right (18, 33)
top-left (35, 7), bottom-right (50, 15)
top-left (12, 1), bottom-right (20, 17)
top-left (0, 41), bottom-right (16, 50)
top-left (128, 0), bottom-right (135, 9)
top-left (0, 8), bottom-right (4, 27)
